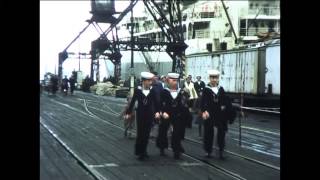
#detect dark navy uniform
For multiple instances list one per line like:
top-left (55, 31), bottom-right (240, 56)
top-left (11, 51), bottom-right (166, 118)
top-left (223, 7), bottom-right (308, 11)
top-left (50, 75), bottom-right (58, 95)
top-left (69, 76), bottom-right (76, 95)
top-left (151, 81), bottom-right (163, 125)
top-left (201, 85), bottom-right (234, 158)
top-left (156, 88), bottom-right (190, 159)
top-left (126, 86), bottom-right (159, 159)
top-left (61, 77), bottom-right (69, 94)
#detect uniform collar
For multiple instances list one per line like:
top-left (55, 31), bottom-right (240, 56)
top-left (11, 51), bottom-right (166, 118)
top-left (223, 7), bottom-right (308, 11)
top-left (206, 84), bottom-right (220, 94)
top-left (165, 87), bottom-right (180, 93)
top-left (165, 87), bottom-right (181, 99)
top-left (206, 83), bottom-right (220, 88)
top-left (138, 86), bottom-right (152, 90)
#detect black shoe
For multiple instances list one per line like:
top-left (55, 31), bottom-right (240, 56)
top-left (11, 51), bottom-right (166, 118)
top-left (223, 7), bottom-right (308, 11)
top-left (174, 152), bottom-right (180, 160)
top-left (138, 155), bottom-right (145, 161)
top-left (160, 149), bottom-right (166, 156)
top-left (180, 147), bottom-right (185, 153)
top-left (219, 150), bottom-right (225, 160)
top-left (206, 153), bottom-right (212, 158)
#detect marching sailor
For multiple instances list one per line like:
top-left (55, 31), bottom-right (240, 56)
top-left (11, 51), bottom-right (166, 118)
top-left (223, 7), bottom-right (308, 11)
top-left (125, 72), bottom-right (161, 160)
top-left (201, 69), bottom-right (236, 159)
top-left (156, 72), bottom-right (190, 159)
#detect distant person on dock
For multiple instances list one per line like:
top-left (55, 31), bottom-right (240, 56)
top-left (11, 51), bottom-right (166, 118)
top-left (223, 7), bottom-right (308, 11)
top-left (82, 75), bottom-right (91, 92)
top-left (69, 75), bottom-right (76, 95)
top-left (183, 75), bottom-right (198, 128)
top-left (194, 76), bottom-right (205, 96)
top-left (62, 75), bottom-right (69, 95)
top-left (160, 75), bottom-right (167, 88)
top-left (50, 75), bottom-right (58, 95)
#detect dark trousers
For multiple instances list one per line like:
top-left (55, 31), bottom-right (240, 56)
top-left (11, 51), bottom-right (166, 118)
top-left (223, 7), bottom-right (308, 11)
top-left (198, 120), bottom-right (203, 137)
top-left (203, 119), bottom-right (226, 153)
top-left (51, 85), bottom-right (57, 94)
top-left (156, 117), bottom-right (185, 153)
top-left (70, 86), bottom-right (75, 94)
top-left (135, 116), bottom-right (152, 156)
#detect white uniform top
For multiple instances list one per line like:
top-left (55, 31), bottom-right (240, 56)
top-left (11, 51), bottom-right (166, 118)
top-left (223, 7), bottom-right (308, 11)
top-left (142, 89), bottom-right (150, 96)
top-left (211, 86), bottom-right (219, 94)
top-left (138, 86), bottom-right (152, 96)
top-left (165, 87), bottom-right (181, 99)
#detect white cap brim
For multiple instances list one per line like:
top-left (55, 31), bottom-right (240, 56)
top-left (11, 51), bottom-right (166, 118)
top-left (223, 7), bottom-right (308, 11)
top-left (167, 73), bottom-right (180, 79)
top-left (141, 72), bottom-right (154, 79)
top-left (207, 69), bottom-right (220, 76)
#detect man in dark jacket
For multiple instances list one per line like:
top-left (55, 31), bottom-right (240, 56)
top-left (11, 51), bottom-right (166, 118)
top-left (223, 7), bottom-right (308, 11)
top-left (69, 75), bottom-right (76, 95)
top-left (50, 75), bottom-right (58, 95)
top-left (61, 75), bottom-right (69, 95)
top-left (194, 76), bottom-right (206, 96)
top-left (201, 69), bottom-right (235, 159)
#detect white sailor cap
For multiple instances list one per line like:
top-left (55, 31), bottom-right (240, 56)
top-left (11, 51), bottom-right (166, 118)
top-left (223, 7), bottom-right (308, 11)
top-left (140, 72), bottom-right (154, 80)
top-left (207, 69), bottom-right (220, 76)
top-left (167, 73), bottom-right (180, 79)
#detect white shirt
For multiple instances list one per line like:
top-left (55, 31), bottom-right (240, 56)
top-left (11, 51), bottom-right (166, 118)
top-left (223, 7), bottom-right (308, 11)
top-left (142, 89), bottom-right (150, 96)
top-left (165, 88), bottom-right (180, 99)
top-left (139, 86), bottom-right (152, 96)
top-left (211, 87), bottom-right (219, 94)
top-left (171, 91), bottom-right (178, 99)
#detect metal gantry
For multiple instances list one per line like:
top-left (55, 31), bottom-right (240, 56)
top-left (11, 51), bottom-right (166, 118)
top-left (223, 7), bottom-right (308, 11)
top-left (58, 0), bottom-right (188, 83)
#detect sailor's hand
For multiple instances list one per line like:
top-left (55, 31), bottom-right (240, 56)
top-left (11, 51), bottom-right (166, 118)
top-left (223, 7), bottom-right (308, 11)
top-left (221, 105), bottom-right (226, 111)
top-left (124, 114), bottom-right (130, 120)
top-left (202, 111), bottom-right (209, 120)
top-left (155, 112), bottom-right (161, 119)
top-left (162, 112), bottom-right (170, 119)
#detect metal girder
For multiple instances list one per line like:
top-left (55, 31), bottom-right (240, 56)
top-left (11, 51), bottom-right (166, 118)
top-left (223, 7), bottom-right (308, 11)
top-left (143, 0), bottom-right (177, 42)
top-left (90, 0), bottom-right (188, 82)
top-left (99, 0), bottom-right (139, 39)
top-left (142, 0), bottom-right (187, 77)
top-left (91, 38), bottom-right (187, 53)
top-left (89, 1), bottom-right (139, 81)
top-left (140, 51), bottom-right (155, 73)
top-left (221, 0), bottom-right (238, 43)
top-left (58, 22), bottom-right (93, 81)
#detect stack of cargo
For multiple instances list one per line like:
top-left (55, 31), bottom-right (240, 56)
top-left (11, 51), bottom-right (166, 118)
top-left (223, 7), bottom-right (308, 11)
top-left (89, 84), bottom-right (98, 93)
top-left (94, 82), bottom-right (119, 96)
